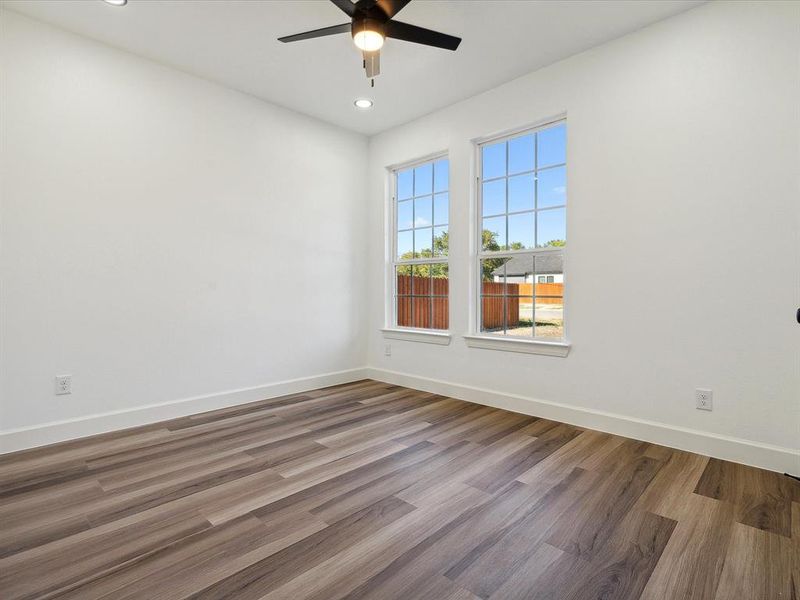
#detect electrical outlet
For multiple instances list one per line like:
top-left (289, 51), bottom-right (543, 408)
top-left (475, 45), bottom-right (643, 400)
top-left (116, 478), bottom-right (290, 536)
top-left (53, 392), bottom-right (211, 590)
top-left (384, 344), bottom-right (392, 357)
top-left (695, 388), bottom-right (712, 411)
top-left (55, 375), bottom-right (72, 395)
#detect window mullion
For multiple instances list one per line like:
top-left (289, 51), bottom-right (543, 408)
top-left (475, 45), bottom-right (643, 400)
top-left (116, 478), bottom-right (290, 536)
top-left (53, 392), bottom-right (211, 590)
top-left (504, 141), bottom-right (509, 251)
top-left (534, 131), bottom-right (539, 247)
top-left (411, 168), bottom-right (416, 259)
top-left (531, 254), bottom-right (537, 339)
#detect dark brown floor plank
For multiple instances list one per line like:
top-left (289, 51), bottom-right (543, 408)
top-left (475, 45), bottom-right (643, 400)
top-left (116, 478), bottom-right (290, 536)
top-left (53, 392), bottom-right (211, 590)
top-left (48, 514), bottom-right (270, 600)
top-left (250, 440), bottom-right (443, 522)
top-left (0, 510), bottom-right (211, 600)
top-left (445, 468), bottom-right (597, 598)
top-left (466, 422), bottom-right (583, 493)
top-left (545, 453), bottom-right (665, 560)
top-left (512, 511), bottom-right (675, 600)
top-left (0, 513), bottom-right (92, 560)
top-left (713, 521), bottom-right (795, 600)
top-left (695, 457), bottom-right (795, 537)
top-left (310, 440), bottom-right (475, 523)
top-left (639, 493), bottom-right (736, 600)
top-left (86, 456), bottom-right (285, 526)
top-left (259, 484), bottom-right (492, 600)
top-left (341, 479), bottom-right (568, 600)
top-left (189, 495), bottom-right (416, 600)
top-left (563, 510), bottom-right (677, 600)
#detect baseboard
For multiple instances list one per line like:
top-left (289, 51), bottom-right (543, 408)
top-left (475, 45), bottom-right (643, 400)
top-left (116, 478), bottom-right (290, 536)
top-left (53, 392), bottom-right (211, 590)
top-left (0, 368), bottom-right (369, 455)
top-left (5, 365), bottom-right (796, 474)
top-left (366, 367), bottom-right (800, 475)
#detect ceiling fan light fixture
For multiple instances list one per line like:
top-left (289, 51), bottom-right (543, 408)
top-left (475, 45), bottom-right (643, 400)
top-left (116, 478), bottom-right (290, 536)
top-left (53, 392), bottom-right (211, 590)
top-left (352, 19), bottom-right (385, 52)
top-left (103, 0), bottom-right (128, 6)
top-left (353, 29), bottom-right (384, 52)
top-left (354, 98), bottom-right (374, 109)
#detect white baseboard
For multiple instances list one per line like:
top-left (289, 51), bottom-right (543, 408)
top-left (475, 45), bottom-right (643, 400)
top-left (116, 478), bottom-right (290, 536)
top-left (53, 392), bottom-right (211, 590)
top-left (4, 365), bottom-right (797, 475)
top-left (0, 368), bottom-right (369, 455)
top-left (366, 367), bottom-right (800, 475)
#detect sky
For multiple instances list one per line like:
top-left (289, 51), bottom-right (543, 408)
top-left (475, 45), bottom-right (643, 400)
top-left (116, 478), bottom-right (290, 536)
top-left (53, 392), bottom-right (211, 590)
top-left (396, 122), bottom-right (566, 257)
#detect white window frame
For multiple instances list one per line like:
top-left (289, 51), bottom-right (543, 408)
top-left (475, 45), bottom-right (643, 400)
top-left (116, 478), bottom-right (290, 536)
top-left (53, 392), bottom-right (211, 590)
top-left (382, 152), bottom-right (451, 345)
top-left (466, 117), bottom-right (570, 357)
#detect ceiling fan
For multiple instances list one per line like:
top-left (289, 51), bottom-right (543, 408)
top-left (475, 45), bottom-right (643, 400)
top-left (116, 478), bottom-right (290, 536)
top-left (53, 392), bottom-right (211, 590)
top-left (278, 0), bottom-right (461, 86)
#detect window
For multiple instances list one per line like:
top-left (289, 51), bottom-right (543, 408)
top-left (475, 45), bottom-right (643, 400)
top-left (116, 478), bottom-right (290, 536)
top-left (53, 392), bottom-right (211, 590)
top-left (477, 120), bottom-right (566, 341)
top-left (392, 157), bottom-right (449, 331)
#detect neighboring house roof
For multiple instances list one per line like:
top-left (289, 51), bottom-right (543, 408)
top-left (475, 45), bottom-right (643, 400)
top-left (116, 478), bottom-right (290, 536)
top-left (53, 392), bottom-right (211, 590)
top-left (491, 253), bottom-right (563, 276)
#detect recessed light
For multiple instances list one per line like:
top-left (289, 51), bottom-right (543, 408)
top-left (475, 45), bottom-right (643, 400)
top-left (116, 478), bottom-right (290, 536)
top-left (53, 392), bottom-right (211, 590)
top-left (103, 0), bottom-right (127, 6)
top-left (354, 98), bottom-right (373, 109)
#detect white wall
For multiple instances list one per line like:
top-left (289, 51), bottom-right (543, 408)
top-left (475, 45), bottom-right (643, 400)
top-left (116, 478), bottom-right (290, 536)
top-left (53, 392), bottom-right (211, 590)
top-left (2, 2), bottom-right (797, 471)
top-left (0, 10), bottom-right (368, 442)
top-left (367, 1), bottom-right (800, 468)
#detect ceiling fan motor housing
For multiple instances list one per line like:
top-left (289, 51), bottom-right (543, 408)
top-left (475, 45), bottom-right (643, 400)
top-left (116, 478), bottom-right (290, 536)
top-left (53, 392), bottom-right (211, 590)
top-left (352, 17), bottom-right (386, 40)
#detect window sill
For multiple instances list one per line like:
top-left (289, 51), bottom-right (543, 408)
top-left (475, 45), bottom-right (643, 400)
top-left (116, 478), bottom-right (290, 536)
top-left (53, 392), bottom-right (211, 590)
top-left (381, 328), bottom-right (452, 345)
top-left (463, 335), bottom-right (570, 357)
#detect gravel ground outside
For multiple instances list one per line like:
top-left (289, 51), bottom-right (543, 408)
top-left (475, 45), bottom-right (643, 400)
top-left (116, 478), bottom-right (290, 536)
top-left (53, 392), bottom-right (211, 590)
top-left (504, 324), bottom-right (564, 339)
top-left (483, 303), bottom-right (564, 339)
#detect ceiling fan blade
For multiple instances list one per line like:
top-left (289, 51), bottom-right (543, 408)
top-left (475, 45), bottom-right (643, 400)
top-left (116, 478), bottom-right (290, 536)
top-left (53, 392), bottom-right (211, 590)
top-left (385, 20), bottom-right (461, 51)
top-left (278, 23), bottom-right (351, 43)
top-left (375, 0), bottom-right (411, 19)
top-left (330, 0), bottom-right (357, 18)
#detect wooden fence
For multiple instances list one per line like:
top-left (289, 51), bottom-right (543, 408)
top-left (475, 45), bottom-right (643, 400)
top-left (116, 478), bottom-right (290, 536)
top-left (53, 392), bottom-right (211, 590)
top-left (480, 281), bottom-right (520, 329)
top-left (517, 283), bottom-right (563, 304)
top-left (396, 276), bottom-right (563, 330)
top-left (395, 274), bottom-right (449, 296)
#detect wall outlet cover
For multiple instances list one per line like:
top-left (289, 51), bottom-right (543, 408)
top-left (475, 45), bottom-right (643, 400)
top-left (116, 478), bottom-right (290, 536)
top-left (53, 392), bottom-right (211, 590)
top-left (55, 375), bottom-right (72, 395)
top-left (695, 388), bottom-right (712, 411)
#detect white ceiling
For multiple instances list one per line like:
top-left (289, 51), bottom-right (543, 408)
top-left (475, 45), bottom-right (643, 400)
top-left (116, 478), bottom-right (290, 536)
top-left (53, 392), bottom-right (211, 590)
top-left (3, 0), bottom-right (703, 135)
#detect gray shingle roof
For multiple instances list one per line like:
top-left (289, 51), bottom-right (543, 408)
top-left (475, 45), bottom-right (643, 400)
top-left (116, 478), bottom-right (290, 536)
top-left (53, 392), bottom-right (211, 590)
top-left (491, 253), bottom-right (563, 276)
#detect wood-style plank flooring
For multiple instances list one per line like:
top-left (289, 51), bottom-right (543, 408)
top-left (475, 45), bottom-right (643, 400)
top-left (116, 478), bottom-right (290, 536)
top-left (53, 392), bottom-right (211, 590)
top-left (0, 380), bottom-right (797, 599)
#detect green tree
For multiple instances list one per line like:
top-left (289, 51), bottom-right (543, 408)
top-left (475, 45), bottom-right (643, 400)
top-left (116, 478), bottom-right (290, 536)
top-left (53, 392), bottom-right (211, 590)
top-left (397, 230), bottom-right (449, 277)
top-left (397, 230), bottom-right (542, 280)
top-left (480, 230), bottom-right (510, 281)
